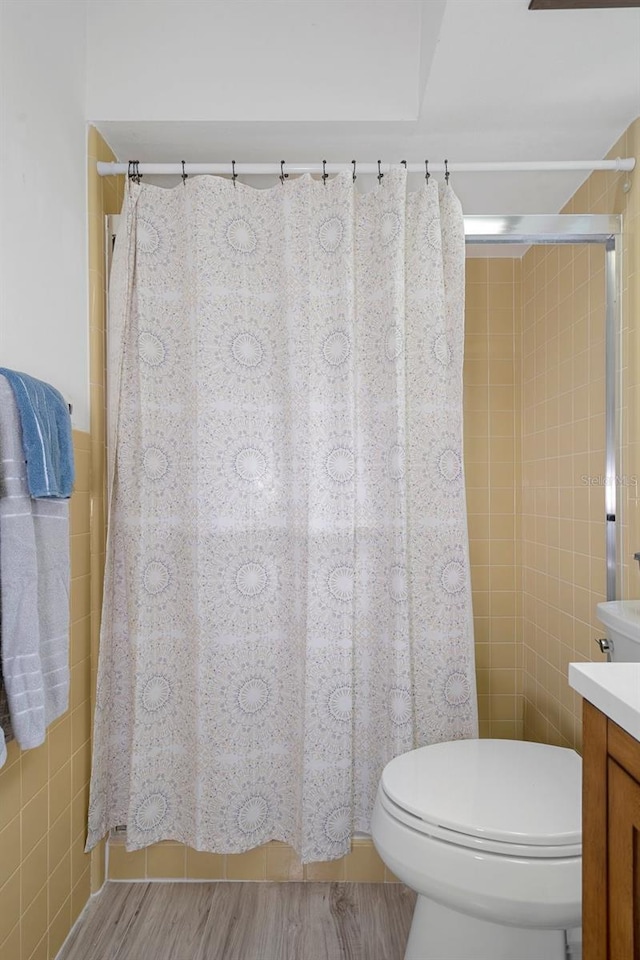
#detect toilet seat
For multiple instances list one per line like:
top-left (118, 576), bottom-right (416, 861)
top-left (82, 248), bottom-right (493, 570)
top-left (380, 739), bottom-right (582, 859)
top-left (378, 787), bottom-right (581, 858)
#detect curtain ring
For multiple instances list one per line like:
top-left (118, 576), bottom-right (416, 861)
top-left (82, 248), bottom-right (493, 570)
top-left (182, 160), bottom-right (188, 185)
top-left (352, 159), bottom-right (357, 182)
top-left (322, 159), bottom-right (328, 185)
top-left (445, 159), bottom-right (450, 184)
top-left (134, 161), bottom-right (142, 184)
top-left (127, 160), bottom-right (134, 181)
top-left (231, 160), bottom-right (237, 188)
top-left (425, 160), bottom-right (430, 182)
top-left (401, 159), bottom-right (407, 169)
top-left (377, 160), bottom-right (384, 184)
top-left (280, 160), bottom-right (288, 185)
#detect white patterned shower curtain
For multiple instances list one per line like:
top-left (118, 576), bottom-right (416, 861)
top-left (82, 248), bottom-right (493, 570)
top-left (87, 169), bottom-right (477, 861)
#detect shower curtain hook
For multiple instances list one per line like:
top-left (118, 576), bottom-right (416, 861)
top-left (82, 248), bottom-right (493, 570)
top-left (425, 160), bottom-right (430, 182)
top-left (322, 160), bottom-right (328, 185)
top-left (445, 159), bottom-right (450, 184)
top-left (377, 160), bottom-right (384, 184)
top-left (280, 160), bottom-right (288, 185)
top-left (231, 160), bottom-right (237, 188)
top-left (401, 159), bottom-right (407, 169)
top-left (182, 161), bottom-right (188, 185)
top-left (352, 159), bottom-right (357, 182)
top-left (128, 160), bottom-right (141, 184)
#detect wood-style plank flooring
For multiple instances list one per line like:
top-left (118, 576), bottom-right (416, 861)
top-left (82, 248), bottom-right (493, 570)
top-left (59, 881), bottom-right (416, 960)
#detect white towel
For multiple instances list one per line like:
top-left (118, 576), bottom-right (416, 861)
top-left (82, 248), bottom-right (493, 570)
top-left (0, 376), bottom-right (70, 760)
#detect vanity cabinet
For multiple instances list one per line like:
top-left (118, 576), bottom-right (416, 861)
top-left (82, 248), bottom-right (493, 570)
top-left (583, 699), bottom-right (640, 960)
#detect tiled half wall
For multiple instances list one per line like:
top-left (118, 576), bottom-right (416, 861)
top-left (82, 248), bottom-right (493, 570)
top-left (0, 432), bottom-right (93, 960)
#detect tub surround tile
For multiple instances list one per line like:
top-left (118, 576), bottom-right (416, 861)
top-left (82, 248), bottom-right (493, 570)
top-left (107, 837), bottom-right (398, 884)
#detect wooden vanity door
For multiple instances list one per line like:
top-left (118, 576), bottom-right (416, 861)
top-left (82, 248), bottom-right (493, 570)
top-left (608, 757), bottom-right (640, 960)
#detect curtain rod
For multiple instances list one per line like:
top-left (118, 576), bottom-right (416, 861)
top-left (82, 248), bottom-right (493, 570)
top-left (97, 158), bottom-right (636, 177)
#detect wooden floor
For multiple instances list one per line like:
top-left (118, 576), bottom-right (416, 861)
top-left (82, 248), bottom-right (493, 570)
top-left (59, 881), bottom-right (416, 960)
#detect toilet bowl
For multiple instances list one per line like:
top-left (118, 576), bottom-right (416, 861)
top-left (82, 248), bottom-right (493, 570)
top-left (371, 738), bottom-right (582, 960)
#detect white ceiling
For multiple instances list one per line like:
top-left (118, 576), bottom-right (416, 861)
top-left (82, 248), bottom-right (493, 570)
top-left (92, 0), bottom-right (640, 233)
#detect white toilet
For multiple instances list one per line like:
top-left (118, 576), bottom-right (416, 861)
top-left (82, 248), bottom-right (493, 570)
top-left (372, 600), bottom-right (640, 960)
top-left (372, 738), bottom-right (582, 960)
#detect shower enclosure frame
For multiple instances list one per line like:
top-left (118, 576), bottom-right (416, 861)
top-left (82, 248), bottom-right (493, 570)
top-left (107, 211), bottom-right (623, 598)
top-left (465, 213), bottom-right (622, 601)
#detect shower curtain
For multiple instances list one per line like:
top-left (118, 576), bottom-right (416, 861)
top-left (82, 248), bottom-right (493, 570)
top-left (87, 168), bottom-right (477, 861)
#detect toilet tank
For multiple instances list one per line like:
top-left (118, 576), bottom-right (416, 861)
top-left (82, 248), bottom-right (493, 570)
top-left (596, 601), bottom-right (640, 662)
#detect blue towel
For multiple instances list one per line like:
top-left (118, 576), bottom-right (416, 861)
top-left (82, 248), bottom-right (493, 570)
top-left (0, 369), bottom-right (74, 498)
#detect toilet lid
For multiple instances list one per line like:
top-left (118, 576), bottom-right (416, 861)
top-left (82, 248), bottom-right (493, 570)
top-left (381, 739), bottom-right (582, 848)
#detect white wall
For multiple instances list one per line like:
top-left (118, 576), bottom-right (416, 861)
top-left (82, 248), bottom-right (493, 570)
top-left (86, 0), bottom-right (423, 123)
top-left (0, 0), bottom-right (89, 430)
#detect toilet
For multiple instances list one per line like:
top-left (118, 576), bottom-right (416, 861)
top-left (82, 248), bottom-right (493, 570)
top-left (371, 738), bottom-right (582, 960)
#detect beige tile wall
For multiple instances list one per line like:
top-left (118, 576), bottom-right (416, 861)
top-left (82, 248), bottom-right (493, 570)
top-left (86, 127), bottom-right (124, 896)
top-left (0, 432), bottom-right (93, 960)
top-left (93, 119), bottom-right (640, 882)
top-left (520, 243), bottom-right (607, 749)
top-left (0, 122), bottom-right (122, 960)
top-left (107, 837), bottom-right (397, 883)
top-left (465, 259), bottom-right (523, 740)
top-left (521, 117), bottom-right (640, 750)
top-left (0, 120), bottom-right (127, 960)
top-left (616, 121), bottom-right (640, 601)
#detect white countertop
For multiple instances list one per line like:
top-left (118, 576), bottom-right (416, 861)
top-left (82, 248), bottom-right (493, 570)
top-left (569, 662), bottom-right (640, 742)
